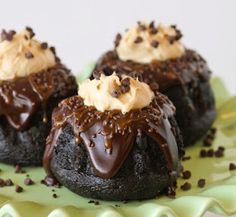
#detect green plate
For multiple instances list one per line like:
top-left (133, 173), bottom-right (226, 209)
top-left (0, 73), bottom-right (235, 217)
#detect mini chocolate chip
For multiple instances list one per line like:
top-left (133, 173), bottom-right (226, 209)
top-left (120, 84), bottom-right (130, 94)
top-left (200, 149), bottom-right (207, 158)
top-left (218, 146), bottom-right (225, 152)
top-left (168, 35), bottom-right (176, 44)
top-left (151, 40), bottom-right (159, 48)
top-left (50, 46), bottom-right (56, 55)
top-left (94, 201), bottom-right (100, 205)
top-left (229, 163), bottom-right (236, 171)
top-left (203, 137), bottom-right (213, 147)
top-left (214, 149), bottom-right (224, 158)
top-left (15, 165), bottom-right (23, 173)
top-left (134, 36), bottom-right (143, 44)
top-left (137, 22), bottom-right (146, 31)
top-left (182, 156), bottom-right (191, 161)
top-left (180, 182), bottom-right (191, 191)
top-left (1, 29), bottom-right (16, 41)
top-left (111, 89), bottom-right (120, 98)
top-left (197, 179), bottom-right (206, 188)
top-left (52, 193), bottom-right (58, 198)
top-left (25, 26), bottom-right (35, 38)
top-left (149, 21), bottom-right (155, 29)
top-left (149, 28), bottom-right (158, 34)
top-left (121, 77), bottom-right (130, 87)
top-left (0, 178), bottom-right (5, 187)
top-left (5, 179), bottom-right (14, 186)
top-left (182, 170), bottom-right (191, 179)
top-left (114, 33), bottom-right (122, 47)
top-left (25, 51), bottom-right (34, 59)
top-left (42, 176), bottom-right (59, 187)
top-left (210, 127), bottom-right (217, 135)
top-left (207, 149), bottom-right (214, 157)
top-left (24, 178), bottom-right (34, 185)
top-left (88, 200), bottom-right (95, 203)
top-left (41, 42), bottom-right (48, 50)
top-left (15, 185), bottom-right (23, 193)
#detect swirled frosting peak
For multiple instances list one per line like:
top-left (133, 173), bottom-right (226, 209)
top-left (78, 73), bottom-right (154, 114)
top-left (116, 21), bottom-right (185, 63)
top-left (0, 27), bottom-right (56, 80)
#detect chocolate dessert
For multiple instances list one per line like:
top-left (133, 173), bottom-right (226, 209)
top-left (94, 21), bottom-right (216, 146)
top-left (0, 28), bottom-right (77, 166)
top-left (44, 73), bottom-right (184, 201)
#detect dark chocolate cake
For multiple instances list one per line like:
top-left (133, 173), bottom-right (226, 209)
top-left (94, 21), bottom-right (216, 146)
top-left (44, 74), bottom-right (184, 201)
top-left (0, 28), bottom-right (77, 166)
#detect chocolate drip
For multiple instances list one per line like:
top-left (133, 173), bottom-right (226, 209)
top-left (94, 49), bottom-right (211, 92)
top-left (0, 64), bottom-right (77, 130)
top-left (43, 93), bottom-right (179, 179)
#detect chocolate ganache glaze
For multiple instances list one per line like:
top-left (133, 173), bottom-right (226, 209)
top-left (0, 64), bottom-right (77, 131)
top-left (44, 91), bottom-right (180, 179)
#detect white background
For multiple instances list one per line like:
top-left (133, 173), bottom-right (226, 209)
top-left (0, 0), bottom-right (235, 94)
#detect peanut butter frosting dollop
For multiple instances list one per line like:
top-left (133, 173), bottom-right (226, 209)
top-left (0, 28), bottom-right (56, 80)
top-left (78, 73), bottom-right (154, 114)
top-left (116, 21), bottom-right (185, 63)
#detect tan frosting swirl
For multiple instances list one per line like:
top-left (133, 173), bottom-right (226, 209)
top-left (0, 29), bottom-right (56, 80)
top-left (78, 73), bottom-right (154, 114)
top-left (116, 22), bottom-right (185, 63)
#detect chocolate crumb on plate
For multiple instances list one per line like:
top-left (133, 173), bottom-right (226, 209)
top-left (229, 163), bottom-right (236, 171)
top-left (182, 156), bottom-right (191, 161)
top-left (180, 182), bottom-right (191, 191)
top-left (5, 179), bottom-right (14, 186)
top-left (0, 178), bottom-right (5, 187)
top-left (200, 149), bottom-right (207, 158)
top-left (197, 179), bottom-right (206, 188)
top-left (24, 177), bottom-right (34, 185)
top-left (182, 170), bottom-right (191, 179)
top-left (15, 185), bottom-right (23, 193)
top-left (15, 165), bottom-right (25, 174)
top-left (52, 193), bottom-right (58, 198)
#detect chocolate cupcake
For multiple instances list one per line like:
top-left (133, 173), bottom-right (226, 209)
top-left (43, 73), bottom-right (184, 201)
top-left (0, 28), bottom-right (77, 166)
top-left (94, 21), bottom-right (216, 146)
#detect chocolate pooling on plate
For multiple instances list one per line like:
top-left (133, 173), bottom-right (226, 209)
top-left (0, 27), bottom-right (76, 130)
top-left (44, 73), bottom-right (180, 179)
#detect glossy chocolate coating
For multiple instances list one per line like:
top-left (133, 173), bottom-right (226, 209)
top-left (94, 49), bottom-right (216, 146)
top-left (44, 92), bottom-right (180, 179)
top-left (0, 64), bottom-right (77, 131)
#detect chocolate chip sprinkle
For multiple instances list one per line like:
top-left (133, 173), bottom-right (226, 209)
top-left (114, 33), bottom-right (122, 47)
top-left (25, 26), bottom-right (35, 38)
top-left (111, 89), bottom-right (121, 98)
top-left (15, 185), bottom-right (23, 193)
top-left (134, 36), bottom-right (143, 44)
top-left (137, 21), bottom-right (146, 31)
top-left (25, 51), bottom-right (34, 59)
top-left (182, 170), bottom-right (191, 179)
top-left (229, 163), bottom-right (236, 171)
top-left (197, 179), bottom-right (206, 188)
top-left (151, 40), bottom-right (159, 48)
top-left (1, 29), bottom-right (16, 41)
top-left (41, 42), bottom-right (48, 50)
top-left (180, 182), bottom-right (191, 191)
